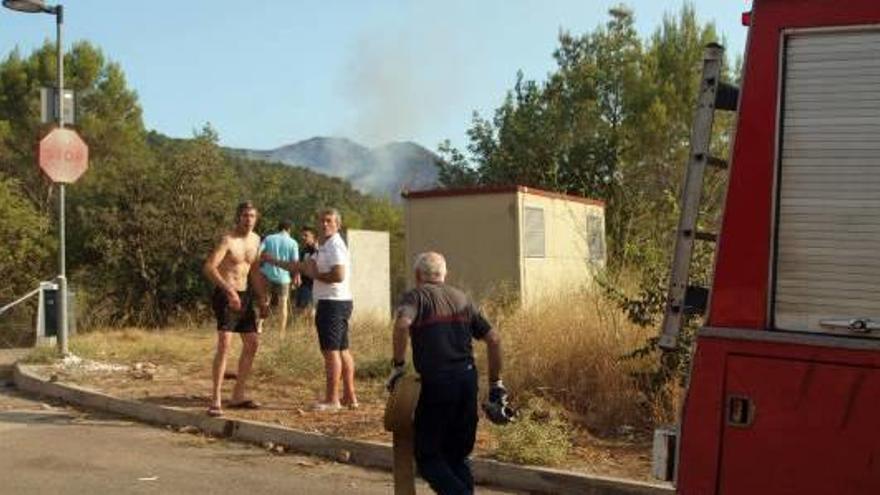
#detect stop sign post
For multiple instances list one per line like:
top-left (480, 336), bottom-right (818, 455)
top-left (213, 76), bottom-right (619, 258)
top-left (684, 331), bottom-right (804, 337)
top-left (10, 0), bottom-right (74, 357)
top-left (38, 126), bottom-right (88, 357)
top-left (39, 128), bottom-right (88, 183)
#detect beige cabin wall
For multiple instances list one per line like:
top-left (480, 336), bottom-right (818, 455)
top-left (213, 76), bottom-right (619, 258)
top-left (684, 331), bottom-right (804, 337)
top-left (404, 193), bottom-right (520, 303)
top-left (518, 192), bottom-right (606, 306)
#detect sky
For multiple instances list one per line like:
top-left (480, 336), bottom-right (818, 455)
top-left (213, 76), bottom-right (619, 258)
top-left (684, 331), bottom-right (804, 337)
top-left (0, 1), bottom-right (751, 152)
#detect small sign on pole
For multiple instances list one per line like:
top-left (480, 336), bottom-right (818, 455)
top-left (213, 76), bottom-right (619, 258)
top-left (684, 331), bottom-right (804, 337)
top-left (40, 87), bottom-right (75, 125)
top-left (38, 128), bottom-right (89, 184)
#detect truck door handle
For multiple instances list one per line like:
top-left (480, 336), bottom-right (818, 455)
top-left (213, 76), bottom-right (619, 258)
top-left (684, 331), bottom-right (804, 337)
top-left (819, 318), bottom-right (880, 334)
top-left (727, 395), bottom-right (755, 428)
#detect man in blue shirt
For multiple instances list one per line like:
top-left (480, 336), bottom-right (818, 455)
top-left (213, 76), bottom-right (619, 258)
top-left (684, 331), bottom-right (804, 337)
top-left (259, 220), bottom-right (299, 335)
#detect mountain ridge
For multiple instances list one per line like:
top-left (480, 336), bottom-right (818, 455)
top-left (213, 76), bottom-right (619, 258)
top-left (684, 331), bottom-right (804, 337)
top-left (226, 136), bottom-right (440, 199)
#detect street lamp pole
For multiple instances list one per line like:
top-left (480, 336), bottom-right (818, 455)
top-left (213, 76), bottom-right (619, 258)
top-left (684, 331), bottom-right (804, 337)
top-left (3, 0), bottom-right (68, 355)
top-left (55, 4), bottom-right (68, 356)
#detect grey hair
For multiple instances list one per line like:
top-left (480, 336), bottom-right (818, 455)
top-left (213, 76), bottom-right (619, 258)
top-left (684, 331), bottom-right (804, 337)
top-left (414, 252), bottom-right (447, 282)
top-left (318, 207), bottom-right (342, 225)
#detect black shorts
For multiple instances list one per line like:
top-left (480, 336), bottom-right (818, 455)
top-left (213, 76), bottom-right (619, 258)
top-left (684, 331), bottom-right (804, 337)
top-left (315, 300), bottom-right (353, 350)
top-left (212, 288), bottom-right (258, 333)
top-left (294, 285), bottom-right (313, 309)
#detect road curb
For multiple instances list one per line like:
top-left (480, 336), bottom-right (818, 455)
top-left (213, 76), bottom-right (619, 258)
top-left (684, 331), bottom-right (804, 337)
top-left (13, 363), bottom-right (672, 495)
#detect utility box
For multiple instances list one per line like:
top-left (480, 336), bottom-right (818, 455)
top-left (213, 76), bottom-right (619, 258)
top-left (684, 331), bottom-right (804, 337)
top-left (36, 281), bottom-right (76, 345)
top-left (652, 426), bottom-right (677, 482)
top-left (403, 185), bottom-right (605, 305)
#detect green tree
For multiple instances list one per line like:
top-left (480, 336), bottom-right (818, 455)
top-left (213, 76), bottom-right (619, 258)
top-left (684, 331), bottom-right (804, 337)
top-left (0, 174), bottom-right (49, 301)
top-left (438, 6), bottom-right (645, 264)
top-left (437, 5), bottom-right (732, 270)
top-left (73, 126), bottom-right (239, 326)
top-left (0, 46), bottom-right (50, 211)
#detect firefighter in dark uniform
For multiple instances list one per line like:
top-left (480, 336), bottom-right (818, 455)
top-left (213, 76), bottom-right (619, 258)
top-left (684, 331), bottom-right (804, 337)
top-left (387, 251), bottom-right (508, 495)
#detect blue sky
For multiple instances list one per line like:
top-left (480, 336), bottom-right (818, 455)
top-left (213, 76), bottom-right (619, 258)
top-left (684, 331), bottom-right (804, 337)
top-left (0, 1), bottom-right (750, 152)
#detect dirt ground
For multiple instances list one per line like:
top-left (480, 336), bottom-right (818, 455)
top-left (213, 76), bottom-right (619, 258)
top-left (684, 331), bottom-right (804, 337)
top-left (40, 357), bottom-right (654, 482)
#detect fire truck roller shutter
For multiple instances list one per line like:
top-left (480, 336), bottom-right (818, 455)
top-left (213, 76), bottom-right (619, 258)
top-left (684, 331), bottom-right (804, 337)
top-left (774, 28), bottom-right (880, 335)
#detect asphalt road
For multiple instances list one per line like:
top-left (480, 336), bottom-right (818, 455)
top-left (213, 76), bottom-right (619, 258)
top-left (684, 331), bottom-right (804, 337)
top-left (0, 384), bottom-right (513, 495)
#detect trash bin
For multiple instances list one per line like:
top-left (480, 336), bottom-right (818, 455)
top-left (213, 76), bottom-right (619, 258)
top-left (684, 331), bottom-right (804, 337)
top-left (41, 287), bottom-right (76, 338)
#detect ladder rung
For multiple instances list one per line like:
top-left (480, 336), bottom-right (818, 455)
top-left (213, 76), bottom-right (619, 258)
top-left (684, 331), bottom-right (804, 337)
top-left (707, 156), bottom-right (728, 169)
top-left (693, 153), bottom-right (728, 169)
top-left (695, 231), bottom-right (717, 242)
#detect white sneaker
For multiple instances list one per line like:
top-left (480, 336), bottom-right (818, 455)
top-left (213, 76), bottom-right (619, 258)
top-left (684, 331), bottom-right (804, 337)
top-left (312, 401), bottom-right (341, 412)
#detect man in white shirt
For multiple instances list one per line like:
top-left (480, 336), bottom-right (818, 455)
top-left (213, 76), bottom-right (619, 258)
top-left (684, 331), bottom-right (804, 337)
top-left (299, 208), bottom-right (358, 411)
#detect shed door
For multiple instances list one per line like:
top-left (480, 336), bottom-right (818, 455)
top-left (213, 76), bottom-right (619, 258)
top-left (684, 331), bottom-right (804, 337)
top-left (774, 29), bottom-right (880, 336)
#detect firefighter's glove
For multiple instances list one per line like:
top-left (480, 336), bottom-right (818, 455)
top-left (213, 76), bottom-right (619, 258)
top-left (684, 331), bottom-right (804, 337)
top-left (489, 381), bottom-right (508, 403)
top-left (386, 360), bottom-right (406, 392)
top-left (483, 380), bottom-right (516, 425)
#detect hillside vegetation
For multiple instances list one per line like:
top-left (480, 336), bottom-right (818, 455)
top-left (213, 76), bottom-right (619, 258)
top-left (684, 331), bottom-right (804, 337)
top-left (0, 42), bottom-right (403, 328)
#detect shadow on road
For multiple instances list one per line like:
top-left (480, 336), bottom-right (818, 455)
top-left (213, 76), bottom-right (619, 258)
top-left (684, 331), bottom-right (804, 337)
top-left (0, 410), bottom-right (76, 425)
top-left (0, 387), bottom-right (137, 429)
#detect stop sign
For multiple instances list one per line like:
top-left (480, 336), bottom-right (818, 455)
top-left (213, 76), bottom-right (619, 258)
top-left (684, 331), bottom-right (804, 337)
top-left (39, 128), bottom-right (89, 183)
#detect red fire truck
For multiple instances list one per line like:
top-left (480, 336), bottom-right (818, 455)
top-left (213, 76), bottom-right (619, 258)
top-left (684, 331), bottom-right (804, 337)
top-left (661, 1), bottom-right (880, 493)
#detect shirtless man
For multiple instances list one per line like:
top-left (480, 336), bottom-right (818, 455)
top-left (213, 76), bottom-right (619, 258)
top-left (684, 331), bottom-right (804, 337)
top-left (203, 201), bottom-right (269, 416)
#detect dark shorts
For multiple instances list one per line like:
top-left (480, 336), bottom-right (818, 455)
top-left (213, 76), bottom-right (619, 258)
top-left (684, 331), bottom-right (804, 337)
top-left (294, 285), bottom-right (313, 309)
top-left (212, 288), bottom-right (258, 333)
top-left (315, 299), bottom-right (353, 350)
top-left (268, 281), bottom-right (290, 308)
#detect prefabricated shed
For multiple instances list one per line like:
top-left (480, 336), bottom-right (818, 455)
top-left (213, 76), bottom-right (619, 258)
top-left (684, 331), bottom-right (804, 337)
top-left (402, 186), bottom-right (605, 305)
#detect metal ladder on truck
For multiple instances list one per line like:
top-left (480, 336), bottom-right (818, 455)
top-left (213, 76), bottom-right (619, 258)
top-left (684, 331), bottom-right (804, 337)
top-left (659, 43), bottom-right (739, 351)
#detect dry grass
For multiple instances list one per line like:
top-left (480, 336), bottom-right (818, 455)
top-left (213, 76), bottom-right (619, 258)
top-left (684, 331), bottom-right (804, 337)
top-left (33, 291), bottom-right (663, 474)
top-left (485, 290), bottom-right (658, 435)
top-left (69, 327), bottom-right (214, 372)
top-left (254, 315), bottom-right (392, 381)
top-left (60, 290), bottom-right (661, 436)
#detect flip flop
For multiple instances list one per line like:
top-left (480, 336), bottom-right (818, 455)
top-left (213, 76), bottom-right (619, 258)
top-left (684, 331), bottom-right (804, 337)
top-left (228, 399), bottom-right (261, 410)
top-left (207, 406), bottom-right (223, 417)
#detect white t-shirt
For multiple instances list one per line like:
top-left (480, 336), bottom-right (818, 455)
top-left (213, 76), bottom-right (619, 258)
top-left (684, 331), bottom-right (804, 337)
top-left (312, 233), bottom-right (352, 301)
